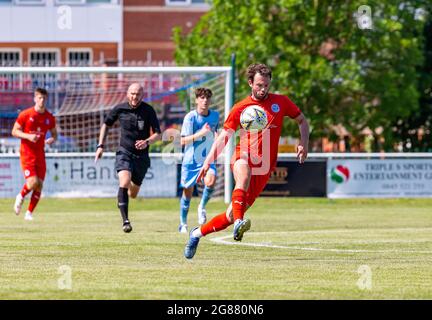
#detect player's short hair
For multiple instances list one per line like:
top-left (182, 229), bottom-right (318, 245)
top-left (247, 64), bottom-right (272, 82)
top-left (34, 87), bottom-right (48, 96)
top-left (195, 87), bottom-right (213, 99)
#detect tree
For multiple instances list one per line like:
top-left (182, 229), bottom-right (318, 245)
top-left (174, 0), bottom-right (429, 151)
top-left (392, 8), bottom-right (432, 152)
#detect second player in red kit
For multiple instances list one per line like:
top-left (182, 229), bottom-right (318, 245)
top-left (12, 88), bottom-right (57, 220)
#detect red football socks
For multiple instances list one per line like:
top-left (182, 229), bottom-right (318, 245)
top-left (201, 212), bottom-right (232, 236)
top-left (28, 190), bottom-right (41, 213)
top-left (232, 188), bottom-right (247, 221)
top-left (20, 184), bottom-right (32, 198)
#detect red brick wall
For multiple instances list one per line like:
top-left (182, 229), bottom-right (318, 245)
top-left (124, 49), bottom-right (174, 62)
top-left (124, 12), bottom-right (201, 41)
top-left (123, 11), bottom-right (204, 63)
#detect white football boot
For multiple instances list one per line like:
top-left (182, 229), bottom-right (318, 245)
top-left (14, 193), bottom-right (24, 215)
top-left (197, 205), bottom-right (207, 225)
top-left (24, 211), bottom-right (34, 221)
top-left (178, 224), bottom-right (188, 233)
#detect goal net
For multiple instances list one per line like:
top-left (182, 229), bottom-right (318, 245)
top-left (0, 67), bottom-right (234, 202)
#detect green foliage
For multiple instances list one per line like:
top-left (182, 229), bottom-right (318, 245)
top-left (392, 13), bottom-right (432, 151)
top-left (174, 0), bottom-right (430, 150)
top-left (148, 140), bottom-right (165, 153)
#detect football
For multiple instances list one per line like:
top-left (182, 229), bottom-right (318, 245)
top-left (240, 105), bottom-right (268, 130)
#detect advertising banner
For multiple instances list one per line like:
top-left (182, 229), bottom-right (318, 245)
top-left (261, 160), bottom-right (327, 197)
top-left (0, 160), bottom-right (20, 197)
top-left (0, 155), bottom-right (177, 198)
top-left (328, 159), bottom-right (432, 198)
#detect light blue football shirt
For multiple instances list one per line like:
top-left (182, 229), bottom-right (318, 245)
top-left (181, 109), bottom-right (219, 166)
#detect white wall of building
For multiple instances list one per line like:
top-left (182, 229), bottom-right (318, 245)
top-left (0, 1), bottom-right (122, 42)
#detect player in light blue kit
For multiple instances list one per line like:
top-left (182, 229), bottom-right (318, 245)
top-left (179, 88), bottom-right (220, 233)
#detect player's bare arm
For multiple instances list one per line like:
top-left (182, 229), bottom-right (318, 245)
top-left (11, 122), bottom-right (40, 143)
top-left (197, 128), bottom-right (233, 182)
top-left (95, 123), bottom-right (109, 162)
top-left (45, 127), bottom-right (58, 145)
top-left (180, 123), bottom-right (212, 146)
top-left (135, 132), bottom-right (161, 150)
top-left (294, 113), bottom-right (310, 164)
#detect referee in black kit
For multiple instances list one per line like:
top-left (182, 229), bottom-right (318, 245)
top-left (95, 83), bottom-right (161, 233)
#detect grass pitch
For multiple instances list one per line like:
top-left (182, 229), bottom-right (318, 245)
top-left (0, 197), bottom-right (431, 299)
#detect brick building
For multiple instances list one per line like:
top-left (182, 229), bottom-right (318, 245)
top-left (0, 0), bottom-right (210, 66)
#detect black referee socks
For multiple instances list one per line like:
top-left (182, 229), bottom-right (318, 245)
top-left (117, 187), bottom-right (129, 223)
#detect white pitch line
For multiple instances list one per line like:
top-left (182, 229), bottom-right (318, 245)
top-left (245, 227), bottom-right (432, 235)
top-left (209, 233), bottom-right (432, 254)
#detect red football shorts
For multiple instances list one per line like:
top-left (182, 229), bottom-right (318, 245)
top-left (244, 172), bottom-right (271, 207)
top-left (231, 161), bottom-right (272, 207)
top-left (21, 158), bottom-right (46, 180)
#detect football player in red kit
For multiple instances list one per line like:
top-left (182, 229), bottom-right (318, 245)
top-left (184, 64), bottom-right (309, 259)
top-left (12, 87), bottom-right (57, 220)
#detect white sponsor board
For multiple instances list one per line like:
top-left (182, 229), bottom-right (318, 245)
top-left (0, 155), bottom-right (177, 198)
top-left (0, 160), bottom-right (20, 197)
top-left (328, 159), bottom-right (432, 198)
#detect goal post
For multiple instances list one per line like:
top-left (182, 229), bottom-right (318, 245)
top-left (0, 66), bottom-right (234, 203)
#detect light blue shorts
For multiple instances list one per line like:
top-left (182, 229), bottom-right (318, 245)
top-left (180, 163), bottom-right (217, 189)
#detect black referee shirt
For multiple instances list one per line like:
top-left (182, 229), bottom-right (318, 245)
top-left (104, 101), bottom-right (161, 156)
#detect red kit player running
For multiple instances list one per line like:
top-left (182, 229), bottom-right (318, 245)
top-left (11, 88), bottom-right (57, 221)
top-left (184, 64), bottom-right (310, 259)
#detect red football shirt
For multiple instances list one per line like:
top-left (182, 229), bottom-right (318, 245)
top-left (16, 107), bottom-right (56, 162)
top-left (224, 93), bottom-right (301, 174)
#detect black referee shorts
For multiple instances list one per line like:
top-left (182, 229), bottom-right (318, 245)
top-left (115, 150), bottom-right (150, 186)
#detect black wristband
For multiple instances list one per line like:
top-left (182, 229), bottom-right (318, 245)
top-left (97, 144), bottom-right (104, 149)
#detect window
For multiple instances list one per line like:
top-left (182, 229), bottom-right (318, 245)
top-left (14, 0), bottom-right (45, 5)
top-left (54, 0), bottom-right (118, 5)
top-left (166, 0), bottom-right (207, 5)
top-left (167, 0), bottom-right (188, 5)
top-left (0, 50), bottom-right (21, 67)
top-left (29, 49), bottom-right (59, 67)
top-left (0, 49), bottom-right (21, 91)
top-left (0, 0), bottom-right (13, 4)
top-left (55, 0), bottom-right (85, 4)
top-left (67, 49), bottom-right (92, 66)
top-left (29, 49), bottom-right (60, 89)
top-left (86, 0), bottom-right (114, 3)
top-left (67, 49), bottom-right (93, 86)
